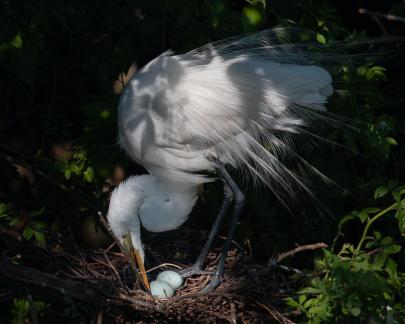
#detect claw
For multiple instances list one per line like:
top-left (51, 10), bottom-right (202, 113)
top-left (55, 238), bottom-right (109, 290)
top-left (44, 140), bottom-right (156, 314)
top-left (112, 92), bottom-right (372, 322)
top-left (200, 274), bottom-right (221, 293)
top-left (178, 266), bottom-right (213, 278)
top-left (177, 265), bottom-right (221, 294)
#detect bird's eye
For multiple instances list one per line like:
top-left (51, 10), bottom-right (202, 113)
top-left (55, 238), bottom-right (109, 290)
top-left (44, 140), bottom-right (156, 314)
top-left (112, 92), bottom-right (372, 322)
top-left (165, 198), bottom-right (170, 202)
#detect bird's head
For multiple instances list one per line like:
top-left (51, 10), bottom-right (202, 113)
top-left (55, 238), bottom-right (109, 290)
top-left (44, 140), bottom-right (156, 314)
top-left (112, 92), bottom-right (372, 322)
top-left (107, 175), bottom-right (198, 264)
top-left (107, 175), bottom-right (147, 262)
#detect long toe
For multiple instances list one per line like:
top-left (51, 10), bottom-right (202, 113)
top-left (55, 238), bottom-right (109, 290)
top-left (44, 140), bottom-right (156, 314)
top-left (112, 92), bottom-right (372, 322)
top-left (200, 274), bottom-right (222, 293)
top-left (178, 265), bottom-right (213, 278)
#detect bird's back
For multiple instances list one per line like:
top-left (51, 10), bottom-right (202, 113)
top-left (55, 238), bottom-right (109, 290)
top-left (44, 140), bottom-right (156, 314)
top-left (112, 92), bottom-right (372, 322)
top-left (118, 30), bottom-right (334, 198)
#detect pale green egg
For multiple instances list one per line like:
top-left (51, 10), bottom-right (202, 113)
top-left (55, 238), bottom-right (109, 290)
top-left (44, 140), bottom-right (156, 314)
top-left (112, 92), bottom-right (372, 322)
top-left (156, 270), bottom-right (183, 289)
top-left (150, 280), bottom-right (175, 298)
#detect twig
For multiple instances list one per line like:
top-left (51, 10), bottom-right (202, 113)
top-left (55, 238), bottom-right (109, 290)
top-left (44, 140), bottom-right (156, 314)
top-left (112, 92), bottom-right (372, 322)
top-left (340, 36), bottom-right (405, 48)
top-left (371, 15), bottom-right (388, 35)
top-left (0, 260), bottom-right (102, 304)
top-left (359, 8), bottom-right (405, 23)
top-left (254, 299), bottom-right (296, 324)
top-left (276, 243), bottom-right (328, 263)
top-left (367, 248), bottom-right (384, 256)
top-left (96, 310), bottom-right (103, 324)
top-left (116, 292), bottom-right (157, 311)
top-left (161, 291), bottom-right (239, 308)
top-left (162, 292), bottom-right (206, 307)
top-left (102, 252), bottom-right (123, 287)
top-left (145, 262), bottom-right (182, 274)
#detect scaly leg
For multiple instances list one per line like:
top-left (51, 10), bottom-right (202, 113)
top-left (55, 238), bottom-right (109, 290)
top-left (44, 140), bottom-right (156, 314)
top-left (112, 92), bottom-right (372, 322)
top-left (179, 180), bottom-right (233, 277)
top-left (201, 161), bottom-right (245, 293)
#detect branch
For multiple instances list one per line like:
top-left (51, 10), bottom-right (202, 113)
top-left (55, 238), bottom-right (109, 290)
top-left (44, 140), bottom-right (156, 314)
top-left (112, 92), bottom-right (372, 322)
top-left (0, 260), bottom-right (102, 305)
top-left (341, 35), bottom-right (405, 48)
top-left (276, 243), bottom-right (328, 263)
top-left (359, 8), bottom-right (405, 24)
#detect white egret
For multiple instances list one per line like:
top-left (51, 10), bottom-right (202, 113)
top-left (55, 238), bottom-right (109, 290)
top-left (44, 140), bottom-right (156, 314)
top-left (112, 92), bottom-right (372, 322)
top-left (107, 29), bottom-right (335, 292)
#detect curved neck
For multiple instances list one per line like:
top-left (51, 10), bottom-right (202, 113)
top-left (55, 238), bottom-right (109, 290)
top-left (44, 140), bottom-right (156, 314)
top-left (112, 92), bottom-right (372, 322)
top-left (107, 176), bottom-right (146, 260)
top-left (107, 175), bottom-right (198, 262)
top-left (139, 179), bottom-right (198, 232)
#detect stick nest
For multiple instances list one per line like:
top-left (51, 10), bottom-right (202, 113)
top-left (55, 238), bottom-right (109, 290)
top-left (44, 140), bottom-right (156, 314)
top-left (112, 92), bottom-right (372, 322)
top-left (0, 230), bottom-right (298, 323)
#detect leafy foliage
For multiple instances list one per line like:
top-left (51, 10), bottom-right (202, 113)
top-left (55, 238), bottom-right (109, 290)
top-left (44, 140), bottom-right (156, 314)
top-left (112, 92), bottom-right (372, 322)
top-left (286, 185), bottom-right (405, 323)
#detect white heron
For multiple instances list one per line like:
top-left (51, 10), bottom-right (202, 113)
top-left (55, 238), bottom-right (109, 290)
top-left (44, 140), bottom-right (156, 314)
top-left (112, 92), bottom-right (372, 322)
top-left (106, 29), bottom-right (335, 292)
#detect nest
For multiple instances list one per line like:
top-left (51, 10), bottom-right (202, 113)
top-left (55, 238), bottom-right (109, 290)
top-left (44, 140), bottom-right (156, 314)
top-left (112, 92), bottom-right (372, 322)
top-left (0, 229), bottom-right (302, 323)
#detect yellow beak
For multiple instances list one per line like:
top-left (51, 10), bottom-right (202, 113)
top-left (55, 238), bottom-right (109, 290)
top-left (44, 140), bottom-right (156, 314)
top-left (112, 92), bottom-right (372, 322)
top-left (122, 233), bottom-right (150, 291)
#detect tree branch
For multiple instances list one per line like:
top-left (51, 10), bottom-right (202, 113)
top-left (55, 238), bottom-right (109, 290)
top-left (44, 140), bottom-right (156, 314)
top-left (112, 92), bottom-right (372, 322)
top-left (276, 243), bottom-right (328, 263)
top-left (359, 8), bottom-right (405, 24)
top-left (0, 260), bottom-right (102, 305)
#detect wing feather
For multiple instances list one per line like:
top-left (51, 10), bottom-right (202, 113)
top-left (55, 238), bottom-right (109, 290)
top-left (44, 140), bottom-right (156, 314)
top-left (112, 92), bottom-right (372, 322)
top-left (119, 28), bottom-right (336, 197)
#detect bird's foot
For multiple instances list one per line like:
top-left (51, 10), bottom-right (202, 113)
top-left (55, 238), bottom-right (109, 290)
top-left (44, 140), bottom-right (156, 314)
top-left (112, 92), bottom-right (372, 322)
top-left (178, 264), bottom-right (212, 278)
top-left (200, 273), bottom-right (222, 293)
top-left (178, 264), bottom-right (222, 294)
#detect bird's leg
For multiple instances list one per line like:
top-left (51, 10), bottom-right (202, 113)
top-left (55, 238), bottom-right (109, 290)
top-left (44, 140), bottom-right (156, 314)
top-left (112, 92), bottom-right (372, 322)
top-left (179, 180), bottom-right (233, 278)
top-left (201, 162), bottom-right (245, 293)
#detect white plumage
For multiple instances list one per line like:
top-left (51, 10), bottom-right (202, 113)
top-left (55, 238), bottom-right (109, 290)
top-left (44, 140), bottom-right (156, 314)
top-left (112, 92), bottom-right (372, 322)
top-left (107, 29), bottom-right (334, 264)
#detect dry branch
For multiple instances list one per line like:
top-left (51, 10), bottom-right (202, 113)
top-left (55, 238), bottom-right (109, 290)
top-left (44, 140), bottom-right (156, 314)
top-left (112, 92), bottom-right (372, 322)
top-left (0, 260), bottom-right (102, 305)
top-left (277, 242), bottom-right (328, 263)
top-left (359, 8), bottom-right (405, 23)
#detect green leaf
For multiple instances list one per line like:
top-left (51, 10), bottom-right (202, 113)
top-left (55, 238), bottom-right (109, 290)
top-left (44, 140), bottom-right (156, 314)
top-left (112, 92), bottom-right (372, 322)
top-left (285, 297), bottom-right (300, 308)
top-left (361, 207), bottom-right (380, 214)
top-left (300, 287), bottom-right (321, 295)
top-left (359, 207), bottom-right (380, 223)
top-left (383, 244), bottom-right (401, 255)
top-left (356, 66), bottom-right (366, 76)
top-left (380, 236), bottom-right (393, 245)
top-left (32, 221), bottom-right (47, 229)
top-left (298, 294), bottom-right (307, 304)
top-left (11, 34), bottom-right (23, 49)
top-left (242, 5), bottom-right (265, 31)
top-left (359, 211), bottom-right (369, 223)
top-left (385, 258), bottom-right (397, 278)
top-left (338, 213), bottom-right (357, 231)
top-left (83, 167), bottom-right (94, 183)
top-left (30, 207), bottom-right (45, 217)
top-left (33, 231), bottom-right (45, 243)
top-left (384, 137), bottom-right (398, 146)
top-left (373, 253), bottom-right (387, 269)
top-left (71, 164), bottom-right (80, 174)
top-left (9, 218), bottom-right (20, 226)
top-left (64, 168), bottom-right (72, 180)
top-left (383, 292), bottom-right (392, 300)
top-left (374, 185), bottom-right (389, 199)
top-left (316, 33), bottom-right (326, 44)
top-left (395, 209), bottom-right (405, 233)
top-left (392, 186), bottom-right (405, 202)
top-left (0, 203), bottom-right (9, 216)
top-left (23, 227), bottom-right (34, 240)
